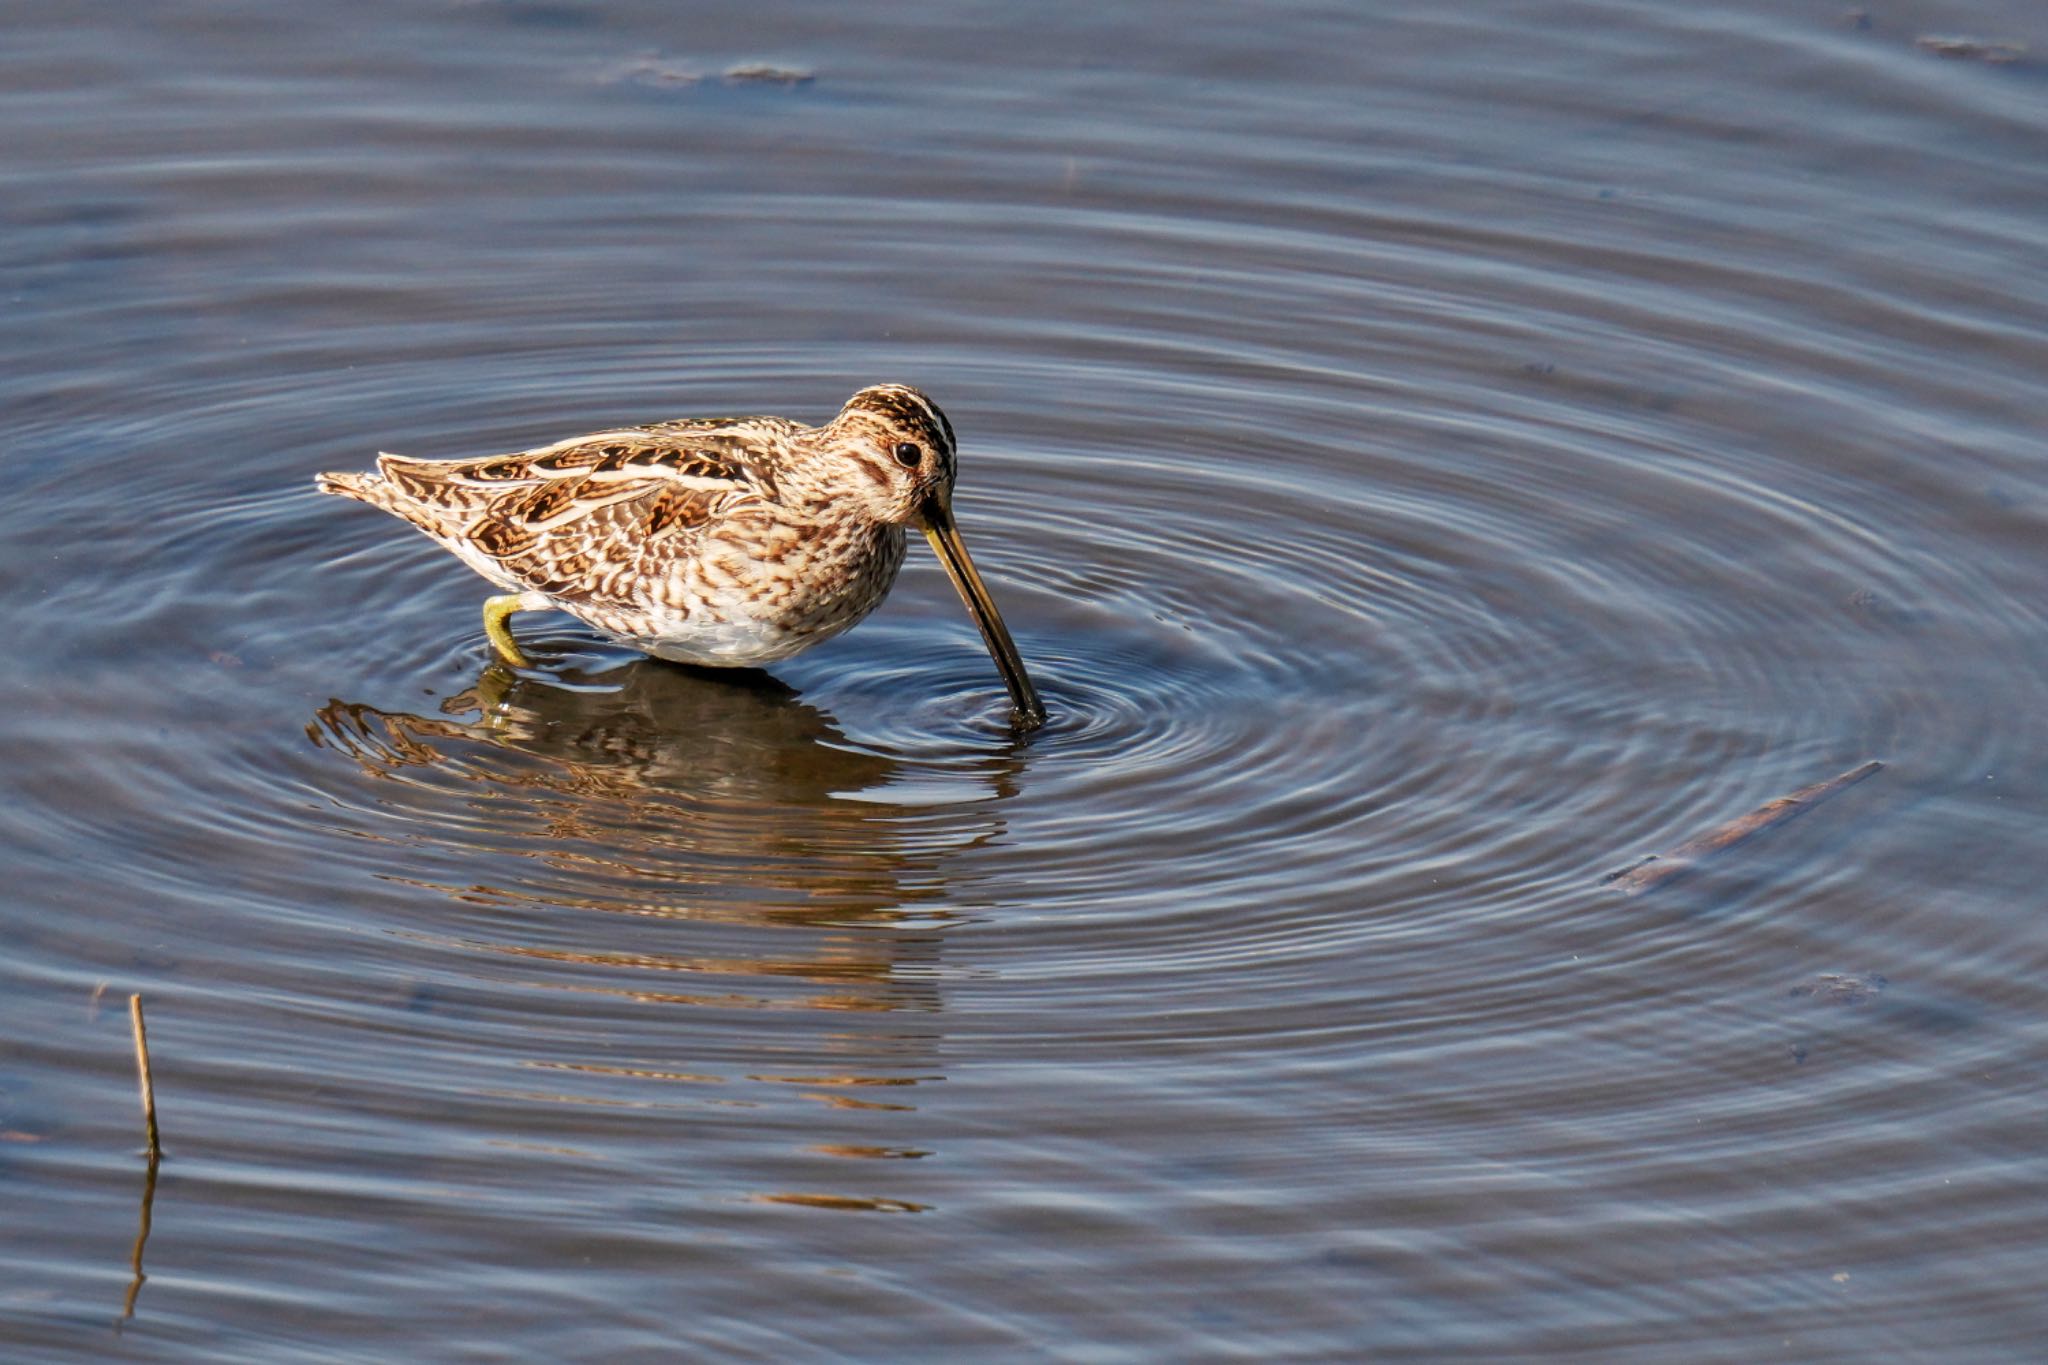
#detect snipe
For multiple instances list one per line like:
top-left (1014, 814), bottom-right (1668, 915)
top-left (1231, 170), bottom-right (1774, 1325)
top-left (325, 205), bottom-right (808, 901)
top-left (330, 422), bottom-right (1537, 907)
top-left (316, 384), bottom-right (1045, 729)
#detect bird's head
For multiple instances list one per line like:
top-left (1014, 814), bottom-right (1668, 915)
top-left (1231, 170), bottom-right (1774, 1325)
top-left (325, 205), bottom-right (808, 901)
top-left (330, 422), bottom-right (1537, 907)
top-left (819, 383), bottom-right (960, 527)
top-left (820, 384), bottom-right (1045, 730)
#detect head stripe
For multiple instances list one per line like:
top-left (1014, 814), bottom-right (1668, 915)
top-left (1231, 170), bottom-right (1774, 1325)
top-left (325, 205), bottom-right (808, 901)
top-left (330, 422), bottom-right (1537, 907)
top-left (841, 385), bottom-right (957, 478)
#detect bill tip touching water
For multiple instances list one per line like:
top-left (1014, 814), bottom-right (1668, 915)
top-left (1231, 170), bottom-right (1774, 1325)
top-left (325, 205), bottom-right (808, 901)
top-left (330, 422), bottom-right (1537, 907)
top-left (315, 383), bottom-right (1047, 731)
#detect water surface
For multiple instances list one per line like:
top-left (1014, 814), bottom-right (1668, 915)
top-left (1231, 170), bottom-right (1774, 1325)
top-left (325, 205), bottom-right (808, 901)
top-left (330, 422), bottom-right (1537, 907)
top-left (5, 0), bottom-right (2048, 1358)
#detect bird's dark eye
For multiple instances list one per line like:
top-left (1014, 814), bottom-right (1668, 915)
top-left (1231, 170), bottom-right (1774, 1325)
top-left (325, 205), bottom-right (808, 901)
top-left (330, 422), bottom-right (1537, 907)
top-left (893, 441), bottom-right (922, 468)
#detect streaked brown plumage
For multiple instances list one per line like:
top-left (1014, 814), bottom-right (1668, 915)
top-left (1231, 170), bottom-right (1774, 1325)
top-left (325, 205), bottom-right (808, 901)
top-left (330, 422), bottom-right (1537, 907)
top-left (316, 384), bottom-right (1044, 729)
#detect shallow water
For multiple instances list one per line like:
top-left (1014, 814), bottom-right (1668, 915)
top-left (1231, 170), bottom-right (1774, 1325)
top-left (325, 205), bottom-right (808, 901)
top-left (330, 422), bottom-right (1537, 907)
top-left (6, 0), bottom-right (2048, 1357)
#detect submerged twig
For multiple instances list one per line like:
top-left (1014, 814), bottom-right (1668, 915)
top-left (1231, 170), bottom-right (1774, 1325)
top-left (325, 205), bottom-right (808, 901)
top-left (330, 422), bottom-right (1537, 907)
top-left (1603, 760), bottom-right (1884, 896)
top-left (128, 995), bottom-right (161, 1161)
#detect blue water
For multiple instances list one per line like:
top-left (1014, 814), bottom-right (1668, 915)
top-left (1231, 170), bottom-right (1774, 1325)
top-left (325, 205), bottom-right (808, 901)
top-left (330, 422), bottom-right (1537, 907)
top-left (4, 1), bottom-right (2047, 1357)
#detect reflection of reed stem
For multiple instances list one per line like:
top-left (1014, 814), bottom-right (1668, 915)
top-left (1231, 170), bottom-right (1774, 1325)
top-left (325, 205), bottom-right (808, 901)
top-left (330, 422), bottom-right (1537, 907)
top-left (119, 1156), bottom-right (158, 1321)
top-left (129, 994), bottom-right (161, 1161)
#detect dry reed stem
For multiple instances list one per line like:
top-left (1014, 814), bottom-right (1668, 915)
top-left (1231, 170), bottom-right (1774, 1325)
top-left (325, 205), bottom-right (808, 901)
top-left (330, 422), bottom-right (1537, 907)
top-left (128, 994), bottom-right (160, 1162)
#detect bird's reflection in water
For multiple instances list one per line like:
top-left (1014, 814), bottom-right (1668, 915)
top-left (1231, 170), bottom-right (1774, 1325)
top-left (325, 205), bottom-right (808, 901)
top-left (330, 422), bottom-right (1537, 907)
top-left (310, 652), bottom-right (1023, 1213)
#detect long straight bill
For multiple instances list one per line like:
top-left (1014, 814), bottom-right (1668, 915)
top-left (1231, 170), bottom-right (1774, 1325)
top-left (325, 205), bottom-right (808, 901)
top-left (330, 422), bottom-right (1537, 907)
top-left (919, 494), bottom-right (1047, 730)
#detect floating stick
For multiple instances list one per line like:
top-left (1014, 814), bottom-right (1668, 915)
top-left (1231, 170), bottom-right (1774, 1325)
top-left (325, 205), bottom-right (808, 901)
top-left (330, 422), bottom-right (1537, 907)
top-left (1604, 760), bottom-right (1884, 896)
top-left (128, 995), bottom-right (161, 1162)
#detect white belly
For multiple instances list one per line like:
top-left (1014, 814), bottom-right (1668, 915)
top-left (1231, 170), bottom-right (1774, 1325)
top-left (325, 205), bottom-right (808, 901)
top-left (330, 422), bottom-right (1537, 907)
top-left (622, 615), bottom-right (828, 666)
top-left (474, 519), bottom-right (906, 669)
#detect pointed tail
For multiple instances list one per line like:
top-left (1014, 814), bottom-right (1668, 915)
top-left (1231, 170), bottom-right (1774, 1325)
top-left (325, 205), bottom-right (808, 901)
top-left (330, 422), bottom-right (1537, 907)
top-left (315, 470), bottom-right (374, 498)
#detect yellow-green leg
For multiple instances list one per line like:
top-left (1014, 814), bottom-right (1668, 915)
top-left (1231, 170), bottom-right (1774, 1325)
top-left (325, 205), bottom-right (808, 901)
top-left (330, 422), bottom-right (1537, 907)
top-left (482, 592), bottom-right (548, 667)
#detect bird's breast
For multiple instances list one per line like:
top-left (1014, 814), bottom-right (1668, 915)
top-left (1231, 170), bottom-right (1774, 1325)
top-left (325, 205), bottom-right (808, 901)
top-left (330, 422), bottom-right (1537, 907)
top-left (621, 514), bottom-right (906, 659)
